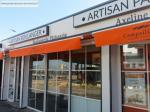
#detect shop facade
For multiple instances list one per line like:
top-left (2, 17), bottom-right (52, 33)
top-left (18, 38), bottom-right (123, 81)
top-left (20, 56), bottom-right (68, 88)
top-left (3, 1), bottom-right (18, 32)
top-left (1, 0), bottom-right (150, 112)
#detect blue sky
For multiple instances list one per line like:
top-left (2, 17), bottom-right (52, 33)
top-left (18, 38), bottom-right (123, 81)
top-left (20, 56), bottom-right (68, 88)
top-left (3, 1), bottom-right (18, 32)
top-left (0, 0), bottom-right (107, 41)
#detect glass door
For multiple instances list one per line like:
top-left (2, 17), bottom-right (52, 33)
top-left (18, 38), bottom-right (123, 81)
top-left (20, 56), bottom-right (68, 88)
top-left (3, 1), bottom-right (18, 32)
top-left (46, 52), bottom-right (69, 112)
top-left (15, 57), bottom-right (22, 102)
top-left (28, 55), bottom-right (46, 111)
top-left (8, 58), bottom-right (16, 102)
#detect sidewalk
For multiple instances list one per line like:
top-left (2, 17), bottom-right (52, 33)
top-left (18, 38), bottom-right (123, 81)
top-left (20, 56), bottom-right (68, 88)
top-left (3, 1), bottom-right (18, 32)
top-left (0, 101), bottom-right (35, 112)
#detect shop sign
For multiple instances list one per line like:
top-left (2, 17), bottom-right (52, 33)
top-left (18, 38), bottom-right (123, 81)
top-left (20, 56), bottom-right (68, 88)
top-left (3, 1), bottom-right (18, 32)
top-left (8, 26), bottom-right (49, 44)
top-left (74, 0), bottom-right (150, 27)
top-left (33, 33), bottom-right (67, 44)
top-left (94, 20), bottom-right (150, 46)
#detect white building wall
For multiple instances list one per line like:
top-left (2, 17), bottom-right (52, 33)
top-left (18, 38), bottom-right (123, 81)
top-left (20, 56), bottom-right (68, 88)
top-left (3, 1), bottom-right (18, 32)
top-left (102, 46), bottom-right (111, 112)
top-left (1, 58), bottom-right (10, 100)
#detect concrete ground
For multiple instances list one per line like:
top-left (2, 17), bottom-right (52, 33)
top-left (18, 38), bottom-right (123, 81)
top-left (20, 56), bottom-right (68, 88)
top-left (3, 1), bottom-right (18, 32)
top-left (0, 101), bottom-right (35, 112)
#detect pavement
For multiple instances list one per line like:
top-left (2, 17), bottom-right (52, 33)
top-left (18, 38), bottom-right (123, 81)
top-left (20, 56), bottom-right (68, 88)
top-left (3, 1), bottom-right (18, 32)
top-left (0, 101), bottom-right (35, 112)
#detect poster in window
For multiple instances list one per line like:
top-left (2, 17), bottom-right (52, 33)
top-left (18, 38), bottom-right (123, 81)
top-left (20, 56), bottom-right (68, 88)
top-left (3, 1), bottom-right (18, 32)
top-left (124, 73), bottom-right (147, 106)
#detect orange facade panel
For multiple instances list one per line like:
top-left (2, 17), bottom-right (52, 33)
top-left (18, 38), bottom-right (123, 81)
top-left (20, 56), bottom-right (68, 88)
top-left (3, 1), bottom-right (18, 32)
top-left (0, 52), bottom-right (3, 60)
top-left (9, 37), bottom-right (81, 57)
top-left (94, 21), bottom-right (150, 47)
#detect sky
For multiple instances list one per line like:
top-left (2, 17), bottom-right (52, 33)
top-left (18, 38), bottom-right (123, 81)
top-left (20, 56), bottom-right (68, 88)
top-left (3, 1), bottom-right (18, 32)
top-left (0, 0), bottom-right (107, 41)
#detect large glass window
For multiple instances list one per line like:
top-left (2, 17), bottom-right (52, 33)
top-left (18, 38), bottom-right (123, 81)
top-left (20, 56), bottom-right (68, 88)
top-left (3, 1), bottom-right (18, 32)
top-left (46, 52), bottom-right (69, 112)
top-left (121, 44), bottom-right (148, 109)
top-left (71, 46), bottom-right (101, 112)
top-left (122, 44), bottom-right (146, 70)
top-left (28, 55), bottom-right (45, 111)
top-left (28, 46), bottom-right (101, 112)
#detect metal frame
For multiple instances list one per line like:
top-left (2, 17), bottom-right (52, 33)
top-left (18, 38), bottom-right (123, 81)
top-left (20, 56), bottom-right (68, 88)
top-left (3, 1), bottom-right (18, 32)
top-left (20, 56), bottom-right (24, 108)
top-left (43, 54), bottom-right (48, 112)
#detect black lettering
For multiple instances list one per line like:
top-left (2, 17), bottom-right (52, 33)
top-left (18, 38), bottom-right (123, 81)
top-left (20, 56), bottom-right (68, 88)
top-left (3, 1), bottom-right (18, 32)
top-left (94, 10), bottom-right (99, 19)
top-left (133, 0), bottom-right (140, 7)
top-left (113, 4), bottom-right (121, 14)
top-left (116, 18), bottom-right (121, 25)
top-left (122, 18), bottom-right (126, 23)
top-left (141, 0), bottom-right (150, 5)
top-left (104, 7), bottom-right (107, 16)
top-left (99, 8), bottom-right (105, 17)
top-left (107, 5), bottom-right (113, 15)
top-left (88, 13), bottom-right (94, 21)
top-left (127, 17), bottom-right (131, 22)
top-left (121, 0), bottom-right (129, 10)
top-left (143, 13), bottom-right (149, 19)
top-left (137, 14), bottom-right (143, 20)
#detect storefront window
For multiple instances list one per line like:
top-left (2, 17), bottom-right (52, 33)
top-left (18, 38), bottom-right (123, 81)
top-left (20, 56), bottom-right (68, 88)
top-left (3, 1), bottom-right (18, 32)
top-left (71, 49), bottom-right (85, 71)
top-left (71, 46), bottom-right (101, 112)
top-left (122, 44), bottom-right (146, 70)
top-left (57, 71), bottom-right (69, 94)
top-left (86, 71), bottom-right (101, 99)
top-left (121, 44), bottom-right (148, 109)
top-left (46, 52), bottom-right (69, 112)
top-left (28, 55), bottom-right (45, 111)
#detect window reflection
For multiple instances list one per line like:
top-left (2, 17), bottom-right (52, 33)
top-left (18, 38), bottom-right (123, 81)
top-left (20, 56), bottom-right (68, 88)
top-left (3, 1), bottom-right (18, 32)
top-left (48, 53), bottom-right (58, 70)
top-left (71, 46), bottom-right (101, 112)
top-left (71, 71), bottom-right (85, 97)
top-left (47, 52), bottom-right (69, 112)
top-left (57, 71), bottom-right (69, 94)
top-left (58, 52), bottom-right (69, 71)
top-left (36, 90), bottom-right (44, 111)
top-left (30, 55), bottom-right (37, 69)
top-left (28, 55), bottom-right (45, 111)
top-left (28, 89), bottom-right (36, 108)
top-left (122, 44), bottom-right (146, 70)
top-left (37, 55), bottom-right (45, 69)
top-left (36, 70), bottom-right (45, 90)
top-left (86, 46), bottom-right (101, 70)
top-left (71, 49), bottom-right (85, 71)
top-left (46, 93), bottom-right (56, 112)
top-left (28, 70), bottom-right (36, 89)
top-left (48, 71), bottom-right (57, 92)
top-left (123, 72), bottom-right (148, 107)
top-left (86, 71), bottom-right (101, 99)
top-left (57, 94), bottom-right (68, 112)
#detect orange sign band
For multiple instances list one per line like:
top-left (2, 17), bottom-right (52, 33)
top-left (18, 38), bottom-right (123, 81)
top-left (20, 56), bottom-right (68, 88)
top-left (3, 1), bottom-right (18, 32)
top-left (94, 21), bottom-right (150, 47)
top-left (9, 37), bottom-right (81, 57)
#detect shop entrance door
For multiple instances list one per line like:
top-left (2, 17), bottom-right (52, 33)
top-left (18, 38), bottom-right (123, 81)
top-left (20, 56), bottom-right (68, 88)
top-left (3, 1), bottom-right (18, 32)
top-left (8, 57), bottom-right (22, 103)
top-left (8, 58), bottom-right (16, 102)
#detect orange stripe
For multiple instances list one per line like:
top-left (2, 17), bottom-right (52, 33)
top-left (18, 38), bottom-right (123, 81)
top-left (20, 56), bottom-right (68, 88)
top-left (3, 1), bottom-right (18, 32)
top-left (94, 21), bottom-right (150, 47)
top-left (0, 52), bottom-right (3, 60)
top-left (9, 37), bottom-right (81, 57)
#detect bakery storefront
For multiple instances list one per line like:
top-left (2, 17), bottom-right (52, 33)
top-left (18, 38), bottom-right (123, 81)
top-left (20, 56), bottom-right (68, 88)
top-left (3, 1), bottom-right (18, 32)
top-left (1, 0), bottom-right (150, 112)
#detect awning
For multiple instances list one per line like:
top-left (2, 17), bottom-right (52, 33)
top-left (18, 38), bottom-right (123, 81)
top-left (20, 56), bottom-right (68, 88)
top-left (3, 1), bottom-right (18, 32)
top-left (9, 37), bottom-right (81, 57)
top-left (0, 52), bottom-right (3, 60)
top-left (93, 20), bottom-right (150, 47)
